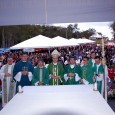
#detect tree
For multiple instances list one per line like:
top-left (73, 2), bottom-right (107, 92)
top-left (66, 24), bottom-right (79, 39)
top-left (2, 27), bottom-right (5, 48)
top-left (0, 24), bottom-right (97, 47)
top-left (98, 32), bottom-right (102, 37)
top-left (80, 28), bottom-right (96, 39)
top-left (110, 22), bottom-right (115, 40)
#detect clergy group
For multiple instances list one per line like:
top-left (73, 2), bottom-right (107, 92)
top-left (0, 50), bottom-right (105, 107)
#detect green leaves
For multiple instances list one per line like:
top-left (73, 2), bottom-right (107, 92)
top-left (0, 24), bottom-right (97, 48)
top-left (110, 22), bottom-right (115, 40)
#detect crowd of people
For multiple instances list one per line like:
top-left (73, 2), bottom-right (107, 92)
top-left (0, 44), bottom-right (115, 68)
top-left (0, 44), bottom-right (115, 107)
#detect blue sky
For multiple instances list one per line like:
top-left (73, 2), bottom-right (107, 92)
top-left (52, 22), bottom-right (113, 40)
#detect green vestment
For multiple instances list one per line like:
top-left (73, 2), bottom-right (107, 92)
top-left (64, 64), bottom-right (82, 85)
top-left (32, 66), bottom-right (49, 85)
top-left (93, 63), bottom-right (104, 94)
top-left (88, 58), bottom-right (95, 82)
top-left (88, 58), bottom-right (95, 67)
top-left (47, 62), bottom-right (64, 85)
top-left (81, 64), bottom-right (94, 84)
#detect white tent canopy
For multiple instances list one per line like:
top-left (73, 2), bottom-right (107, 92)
top-left (10, 35), bottom-right (95, 49)
top-left (77, 38), bottom-right (95, 44)
top-left (69, 38), bottom-right (95, 44)
top-left (90, 33), bottom-right (103, 38)
top-left (51, 36), bottom-right (69, 47)
top-left (0, 0), bottom-right (115, 26)
top-left (10, 35), bottom-right (80, 49)
top-left (51, 36), bottom-right (79, 47)
top-left (68, 38), bottom-right (80, 46)
top-left (10, 35), bottom-right (52, 49)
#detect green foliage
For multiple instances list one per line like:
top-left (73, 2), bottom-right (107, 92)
top-left (0, 24), bottom-right (96, 48)
top-left (110, 22), bottom-right (115, 40)
top-left (80, 28), bottom-right (96, 39)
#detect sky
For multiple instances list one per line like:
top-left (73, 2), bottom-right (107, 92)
top-left (52, 22), bottom-right (113, 40)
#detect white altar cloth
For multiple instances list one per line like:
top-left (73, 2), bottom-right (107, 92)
top-left (0, 85), bottom-right (114, 115)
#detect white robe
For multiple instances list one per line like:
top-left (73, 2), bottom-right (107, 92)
top-left (0, 63), bottom-right (15, 107)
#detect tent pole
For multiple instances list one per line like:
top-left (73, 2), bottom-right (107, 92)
top-left (44, 0), bottom-right (48, 25)
top-left (101, 38), bottom-right (107, 101)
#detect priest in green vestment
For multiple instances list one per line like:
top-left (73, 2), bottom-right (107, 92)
top-left (64, 56), bottom-right (82, 85)
top-left (13, 53), bottom-right (34, 93)
top-left (88, 52), bottom-right (96, 68)
top-left (32, 58), bottom-right (49, 86)
top-left (93, 56), bottom-right (104, 95)
top-left (47, 49), bottom-right (64, 85)
top-left (81, 56), bottom-right (94, 84)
